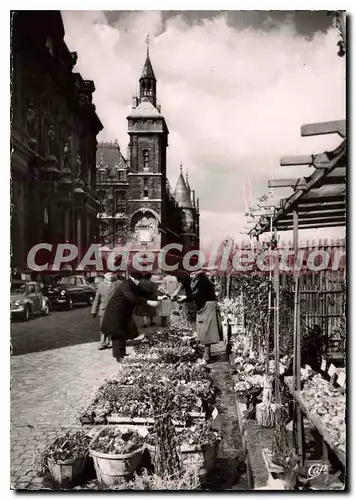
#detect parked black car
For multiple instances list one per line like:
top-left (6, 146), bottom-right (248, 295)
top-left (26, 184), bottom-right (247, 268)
top-left (43, 275), bottom-right (96, 309)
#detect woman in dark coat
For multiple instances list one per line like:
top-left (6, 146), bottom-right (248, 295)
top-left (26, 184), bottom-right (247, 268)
top-left (100, 270), bottom-right (159, 361)
top-left (178, 270), bottom-right (223, 363)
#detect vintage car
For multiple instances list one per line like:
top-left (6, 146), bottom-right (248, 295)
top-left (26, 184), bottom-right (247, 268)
top-left (45, 275), bottom-right (96, 309)
top-left (10, 280), bottom-right (50, 321)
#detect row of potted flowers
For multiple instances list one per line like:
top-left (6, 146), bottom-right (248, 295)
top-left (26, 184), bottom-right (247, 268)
top-left (34, 422), bottom-right (222, 490)
top-left (34, 325), bottom-right (220, 489)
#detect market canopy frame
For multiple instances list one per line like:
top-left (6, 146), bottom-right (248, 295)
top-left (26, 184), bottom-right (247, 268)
top-left (249, 124), bottom-right (346, 237)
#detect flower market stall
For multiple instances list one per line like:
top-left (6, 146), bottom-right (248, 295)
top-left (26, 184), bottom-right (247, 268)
top-left (244, 118), bottom-right (346, 489)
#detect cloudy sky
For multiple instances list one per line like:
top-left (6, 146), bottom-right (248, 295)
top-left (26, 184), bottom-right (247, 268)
top-left (62, 10), bottom-right (346, 248)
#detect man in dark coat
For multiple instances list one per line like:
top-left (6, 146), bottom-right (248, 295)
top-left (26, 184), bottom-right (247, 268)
top-left (100, 270), bottom-right (159, 361)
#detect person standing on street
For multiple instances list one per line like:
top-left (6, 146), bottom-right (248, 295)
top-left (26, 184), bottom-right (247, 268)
top-left (177, 270), bottom-right (223, 363)
top-left (91, 272), bottom-right (118, 350)
top-left (135, 273), bottom-right (159, 327)
top-left (157, 271), bottom-right (180, 326)
top-left (100, 268), bottom-right (161, 362)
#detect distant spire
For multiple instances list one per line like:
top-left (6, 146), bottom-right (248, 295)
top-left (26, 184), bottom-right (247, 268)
top-left (174, 165), bottom-right (192, 208)
top-left (139, 41), bottom-right (156, 106)
top-left (185, 170), bottom-right (191, 195)
top-left (146, 34), bottom-right (150, 57)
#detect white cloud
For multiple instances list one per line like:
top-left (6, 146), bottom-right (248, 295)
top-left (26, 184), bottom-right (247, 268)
top-left (62, 11), bottom-right (346, 247)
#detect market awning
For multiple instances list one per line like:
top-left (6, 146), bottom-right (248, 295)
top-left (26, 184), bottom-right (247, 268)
top-left (250, 132), bottom-right (346, 237)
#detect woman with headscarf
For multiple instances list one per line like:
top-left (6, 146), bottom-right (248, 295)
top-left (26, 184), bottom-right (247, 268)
top-left (177, 270), bottom-right (223, 363)
top-left (91, 272), bottom-right (118, 350)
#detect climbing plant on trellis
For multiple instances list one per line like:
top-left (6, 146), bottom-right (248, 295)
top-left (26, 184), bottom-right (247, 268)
top-left (230, 274), bottom-right (271, 356)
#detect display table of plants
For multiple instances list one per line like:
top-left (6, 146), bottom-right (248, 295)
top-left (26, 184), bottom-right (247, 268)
top-left (283, 372), bottom-right (346, 465)
top-left (79, 329), bottom-right (214, 426)
top-left (33, 326), bottom-right (221, 490)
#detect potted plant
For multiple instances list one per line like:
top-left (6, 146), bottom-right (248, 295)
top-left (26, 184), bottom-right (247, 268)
top-left (146, 423), bottom-right (221, 479)
top-left (34, 430), bottom-right (90, 489)
top-left (178, 423), bottom-right (221, 476)
top-left (89, 426), bottom-right (146, 487)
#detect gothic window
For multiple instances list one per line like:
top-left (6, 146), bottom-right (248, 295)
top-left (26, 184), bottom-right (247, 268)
top-left (143, 148), bottom-right (149, 172)
top-left (118, 170), bottom-right (125, 182)
top-left (99, 169), bottom-right (106, 184)
top-left (116, 191), bottom-right (126, 212)
top-left (143, 178), bottom-right (149, 199)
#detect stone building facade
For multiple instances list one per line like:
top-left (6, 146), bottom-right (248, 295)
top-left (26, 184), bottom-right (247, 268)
top-left (11, 11), bottom-right (103, 270)
top-left (96, 141), bottom-right (129, 247)
top-left (96, 52), bottom-right (200, 253)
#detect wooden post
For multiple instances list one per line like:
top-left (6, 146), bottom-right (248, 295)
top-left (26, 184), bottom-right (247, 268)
top-left (274, 227), bottom-right (280, 405)
top-left (293, 210), bottom-right (304, 463)
top-left (265, 216), bottom-right (273, 373)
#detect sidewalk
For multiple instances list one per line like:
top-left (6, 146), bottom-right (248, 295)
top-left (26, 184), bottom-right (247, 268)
top-left (10, 332), bottom-right (141, 490)
top-left (10, 329), bottom-right (247, 490)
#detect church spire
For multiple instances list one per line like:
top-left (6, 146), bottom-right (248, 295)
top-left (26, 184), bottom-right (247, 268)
top-left (174, 163), bottom-right (193, 208)
top-left (146, 34), bottom-right (150, 57)
top-left (139, 35), bottom-right (157, 106)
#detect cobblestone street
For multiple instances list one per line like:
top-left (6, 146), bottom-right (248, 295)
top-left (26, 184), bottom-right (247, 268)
top-left (10, 308), bottom-right (247, 490)
top-left (10, 305), bottom-right (134, 489)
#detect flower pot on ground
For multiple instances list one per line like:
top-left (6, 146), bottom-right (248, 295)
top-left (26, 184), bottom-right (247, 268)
top-left (47, 456), bottom-right (87, 489)
top-left (34, 430), bottom-right (91, 489)
top-left (89, 426), bottom-right (147, 487)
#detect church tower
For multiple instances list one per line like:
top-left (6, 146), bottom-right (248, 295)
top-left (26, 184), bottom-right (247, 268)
top-left (126, 41), bottom-right (169, 250)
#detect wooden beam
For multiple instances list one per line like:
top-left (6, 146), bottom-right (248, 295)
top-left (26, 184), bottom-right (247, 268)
top-left (249, 212), bottom-right (275, 217)
top-left (255, 141), bottom-right (346, 236)
top-left (278, 216), bottom-right (345, 226)
top-left (313, 153), bottom-right (333, 169)
top-left (275, 221), bottom-right (345, 231)
top-left (303, 184), bottom-right (345, 199)
top-left (296, 200), bottom-right (345, 209)
top-left (301, 120), bottom-right (346, 138)
top-left (269, 179), bottom-right (308, 190)
top-left (269, 179), bottom-right (298, 188)
top-left (280, 155), bottom-right (313, 166)
top-left (257, 203), bottom-right (279, 209)
top-left (281, 208), bottom-right (345, 219)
